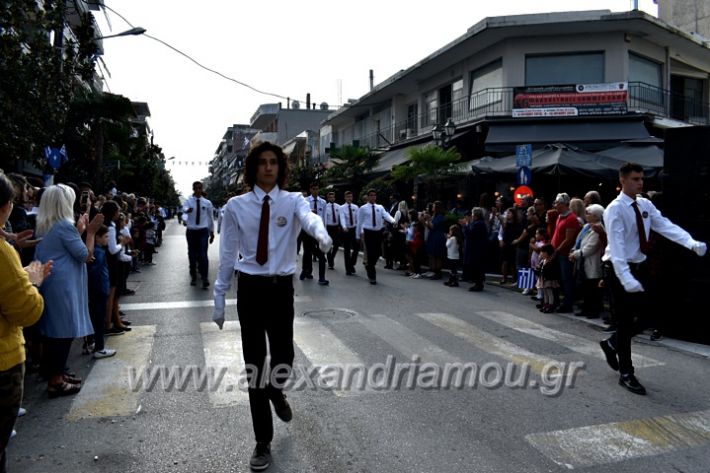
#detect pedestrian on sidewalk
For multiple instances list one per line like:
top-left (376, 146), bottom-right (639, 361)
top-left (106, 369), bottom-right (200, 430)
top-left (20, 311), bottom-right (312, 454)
top-left (0, 172), bottom-right (48, 473)
top-left (599, 162), bottom-right (706, 395)
top-left (183, 181), bottom-right (214, 289)
top-left (356, 189), bottom-right (396, 285)
top-left (213, 141), bottom-right (332, 471)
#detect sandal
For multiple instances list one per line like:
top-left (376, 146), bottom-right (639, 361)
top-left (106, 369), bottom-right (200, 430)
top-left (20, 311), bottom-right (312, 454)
top-left (48, 381), bottom-right (81, 398)
top-left (63, 373), bottom-right (82, 384)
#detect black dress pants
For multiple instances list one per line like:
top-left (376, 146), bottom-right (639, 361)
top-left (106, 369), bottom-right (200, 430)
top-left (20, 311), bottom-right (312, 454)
top-left (301, 231), bottom-right (325, 280)
top-left (363, 229), bottom-right (384, 281)
top-left (237, 273), bottom-right (295, 444)
top-left (607, 262), bottom-right (650, 375)
top-left (326, 225), bottom-right (340, 268)
top-left (341, 228), bottom-right (359, 273)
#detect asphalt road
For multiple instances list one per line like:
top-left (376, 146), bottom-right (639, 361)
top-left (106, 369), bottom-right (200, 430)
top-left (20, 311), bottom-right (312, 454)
top-left (8, 220), bottom-right (710, 473)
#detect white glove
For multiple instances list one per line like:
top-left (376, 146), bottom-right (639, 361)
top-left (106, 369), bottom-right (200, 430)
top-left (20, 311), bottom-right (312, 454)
top-left (316, 229), bottom-right (333, 254)
top-left (213, 293), bottom-right (226, 329)
top-left (692, 241), bottom-right (707, 257)
top-left (622, 278), bottom-right (644, 293)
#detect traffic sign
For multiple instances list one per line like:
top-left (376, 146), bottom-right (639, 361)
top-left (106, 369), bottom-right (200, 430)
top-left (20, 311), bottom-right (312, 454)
top-left (517, 166), bottom-right (532, 186)
top-left (513, 185), bottom-right (534, 206)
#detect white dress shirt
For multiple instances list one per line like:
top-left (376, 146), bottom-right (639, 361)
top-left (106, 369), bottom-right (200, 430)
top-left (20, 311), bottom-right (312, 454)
top-left (340, 203), bottom-right (359, 230)
top-left (214, 185), bottom-right (329, 305)
top-left (356, 202), bottom-right (395, 239)
top-left (325, 202), bottom-right (341, 226)
top-left (305, 194), bottom-right (326, 226)
top-left (183, 195), bottom-right (214, 232)
top-left (603, 192), bottom-right (700, 290)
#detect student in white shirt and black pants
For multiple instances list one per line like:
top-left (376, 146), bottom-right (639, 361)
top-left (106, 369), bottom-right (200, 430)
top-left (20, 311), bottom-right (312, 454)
top-left (599, 162), bottom-right (706, 395)
top-left (300, 183), bottom-right (329, 285)
top-left (182, 181), bottom-right (214, 288)
top-left (324, 191), bottom-right (341, 270)
top-left (356, 189), bottom-right (396, 284)
top-left (339, 191), bottom-right (359, 275)
top-left (213, 142), bottom-right (332, 471)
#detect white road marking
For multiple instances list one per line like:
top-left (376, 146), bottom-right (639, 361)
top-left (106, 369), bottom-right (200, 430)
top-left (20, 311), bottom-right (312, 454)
top-left (476, 311), bottom-right (664, 368)
top-left (526, 409), bottom-right (710, 469)
top-left (200, 321), bottom-right (249, 407)
top-left (121, 296), bottom-right (312, 312)
top-left (67, 325), bottom-right (156, 421)
top-left (415, 312), bottom-right (565, 376)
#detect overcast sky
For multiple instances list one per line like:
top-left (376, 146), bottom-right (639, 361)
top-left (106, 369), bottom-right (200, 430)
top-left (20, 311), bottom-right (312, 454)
top-left (94, 0), bottom-right (658, 196)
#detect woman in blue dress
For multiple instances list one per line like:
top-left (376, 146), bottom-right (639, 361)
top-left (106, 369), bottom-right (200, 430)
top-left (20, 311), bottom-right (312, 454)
top-left (35, 184), bottom-right (103, 397)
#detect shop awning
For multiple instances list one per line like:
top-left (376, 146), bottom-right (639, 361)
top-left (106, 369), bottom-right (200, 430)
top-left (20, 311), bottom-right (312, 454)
top-left (486, 120), bottom-right (651, 147)
top-left (371, 141), bottom-right (432, 173)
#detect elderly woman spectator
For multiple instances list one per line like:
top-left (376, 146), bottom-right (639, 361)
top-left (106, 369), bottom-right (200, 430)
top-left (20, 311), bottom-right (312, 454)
top-left (0, 172), bottom-right (49, 470)
top-left (34, 184), bottom-right (103, 397)
top-left (569, 204), bottom-right (605, 318)
top-left (462, 207), bottom-right (489, 292)
top-left (498, 207), bottom-right (523, 285)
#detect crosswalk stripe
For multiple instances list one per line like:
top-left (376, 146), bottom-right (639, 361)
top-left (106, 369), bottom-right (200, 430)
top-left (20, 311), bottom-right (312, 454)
top-left (525, 409), bottom-right (710, 469)
top-left (67, 325), bottom-right (156, 421)
top-left (416, 312), bottom-right (568, 376)
top-left (200, 321), bottom-right (248, 407)
top-left (360, 313), bottom-right (460, 366)
top-left (121, 296), bottom-right (312, 312)
top-left (476, 311), bottom-right (664, 369)
top-left (293, 318), bottom-right (366, 396)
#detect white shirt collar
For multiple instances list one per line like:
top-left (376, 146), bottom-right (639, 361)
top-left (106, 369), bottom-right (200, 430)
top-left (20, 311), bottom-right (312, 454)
top-left (253, 184), bottom-right (280, 203)
top-left (619, 192), bottom-right (636, 206)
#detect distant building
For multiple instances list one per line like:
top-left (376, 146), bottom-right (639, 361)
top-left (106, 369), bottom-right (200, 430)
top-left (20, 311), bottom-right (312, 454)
top-left (208, 125), bottom-right (260, 191)
top-left (249, 99), bottom-right (331, 148)
top-left (658, 0), bottom-right (710, 40)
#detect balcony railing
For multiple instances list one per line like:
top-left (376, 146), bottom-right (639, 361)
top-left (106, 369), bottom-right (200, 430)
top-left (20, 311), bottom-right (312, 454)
top-left (345, 82), bottom-right (709, 149)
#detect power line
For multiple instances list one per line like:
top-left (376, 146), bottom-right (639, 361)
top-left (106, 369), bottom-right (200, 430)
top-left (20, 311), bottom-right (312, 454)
top-left (84, 1), bottom-right (291, 101)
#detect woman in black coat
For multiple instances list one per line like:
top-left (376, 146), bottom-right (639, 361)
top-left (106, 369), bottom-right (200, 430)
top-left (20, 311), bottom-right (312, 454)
top-left (462, 207), bottom-right (489, 292)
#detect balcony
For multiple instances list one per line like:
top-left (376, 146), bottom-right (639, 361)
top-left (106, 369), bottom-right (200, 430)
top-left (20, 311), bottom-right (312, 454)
top-left (250, 104), bottom-right (280, 129)
top-left (345, 82), bottom-right (709, 149)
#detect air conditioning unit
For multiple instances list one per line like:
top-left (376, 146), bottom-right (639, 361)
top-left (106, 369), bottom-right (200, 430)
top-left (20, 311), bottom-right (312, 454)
top-left (406, 128), bottom-right (415, 138)
top-left (399, 129), bottom-right (407, 140)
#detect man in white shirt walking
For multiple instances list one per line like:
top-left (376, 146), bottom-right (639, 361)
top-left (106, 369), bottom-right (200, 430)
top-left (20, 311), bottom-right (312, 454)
top-left (339, 190), bottom-right (359, 275)
top-left (213, 142), bottom-right (331, 471)
top-left (356, 189), bottom-right (396, 285)
top-left (324, 191), bottom-right (341, 270)
top-left (183, 181), bottom-right (214, 289)
top-left (599, 162), bottom-right (706, 395)
top-left (300, 183), bottom-right (329, 285)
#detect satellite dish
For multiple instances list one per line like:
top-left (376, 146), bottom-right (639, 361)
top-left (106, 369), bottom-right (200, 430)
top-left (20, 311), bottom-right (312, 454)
top-left (292, 100), bottom-right (300, 109)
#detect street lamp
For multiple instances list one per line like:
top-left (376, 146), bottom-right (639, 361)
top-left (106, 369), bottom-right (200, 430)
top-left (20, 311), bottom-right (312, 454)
top-left (432, 118), bottom-right (456, 148)
top-left (96, 27), bottom-right (147, 40)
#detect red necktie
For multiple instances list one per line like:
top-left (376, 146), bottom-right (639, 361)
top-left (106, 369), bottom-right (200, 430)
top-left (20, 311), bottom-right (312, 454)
top-left (371, 204), bottom-right (376, 227)
top-left (331, 204), bottom-right (336, 223)
top-left (631, 201), bottom-right (650, 255)
top-left (256, 196), bottom-right (269, 265)
top-left (348, 204), bottom-right (353, 227)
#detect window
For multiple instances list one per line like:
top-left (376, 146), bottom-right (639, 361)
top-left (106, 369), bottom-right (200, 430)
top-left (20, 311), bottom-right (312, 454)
top-left (526, 52), bottom-right (604, 86)
top-left (469, 59), bottom-right (503, 112)
top-left (407, 103), bottom-right (418, 134)
top-left (424, 90), bottom-right (437, 127)
top-left (629, 53), bottom-right (664, 112)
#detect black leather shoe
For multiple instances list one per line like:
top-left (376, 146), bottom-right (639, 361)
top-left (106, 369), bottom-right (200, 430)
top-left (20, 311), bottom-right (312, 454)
top-left (599, 339), bottom-right (619, 371)
top-left (202, 280), bottom-right (210, 289)
top-left (270, 393), bottom-right (292, 422)
top-left (299, 272), bottom-right (306, 280)
top-left (249, 443), bottom-right (272, 471)
top-left (619, 374), bottom-right (646, 395)
top-left (190, 277), bottom-right (196, 286)
top-left (318, 279), bottom-right (329, 286)
top-left (650, 329), bottom-right (663, 341)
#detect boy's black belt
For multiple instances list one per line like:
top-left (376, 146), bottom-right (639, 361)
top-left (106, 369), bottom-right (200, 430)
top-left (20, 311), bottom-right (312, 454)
top-left (237, 271), bottom-right (293, 283)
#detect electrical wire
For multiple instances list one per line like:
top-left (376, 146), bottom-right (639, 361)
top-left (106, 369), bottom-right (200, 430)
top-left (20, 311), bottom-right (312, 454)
top-left (83, 1), bottom-right (290, 101)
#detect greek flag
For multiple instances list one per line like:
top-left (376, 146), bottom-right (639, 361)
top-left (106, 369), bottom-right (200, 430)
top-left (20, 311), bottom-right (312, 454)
top-left (517, 267), bottom-right (536, 290)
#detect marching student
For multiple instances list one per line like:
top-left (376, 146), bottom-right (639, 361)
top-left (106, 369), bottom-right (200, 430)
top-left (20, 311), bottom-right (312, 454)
top-left (213, 141), bottom-right (332, 471)
top-left (356, 189), bottom-right (396, 285)
top-left (339, 190), bottom-right (359, 275)
top-left (183, 181), bottom-right (215, 289)
top-left (324, 191), bottom-right (341, 270)
top-left (300, 183), bottom-right (329, 285)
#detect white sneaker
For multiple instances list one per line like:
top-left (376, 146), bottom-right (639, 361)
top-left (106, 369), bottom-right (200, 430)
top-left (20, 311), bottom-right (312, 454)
top-left (521, 288), bottom-right (531, 295)
top-left (10, 430), bottom-right (16, 439)
top-left (18, 407), bottom-right (26, 417)
top-left (411, 274), bottom-right (422, 279)
top-left (93, 348), bottom-right (117, 359)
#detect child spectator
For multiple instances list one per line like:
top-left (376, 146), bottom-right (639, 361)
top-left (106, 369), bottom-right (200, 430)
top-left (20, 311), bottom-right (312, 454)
top-left (444, 224), bottom-right (463, 287)
top-left (87, 225), bottom-right (116, 358)
top-left (538, 244), bottom-right (560, 313)
top-left (530, 227), bottom-right (549, 302)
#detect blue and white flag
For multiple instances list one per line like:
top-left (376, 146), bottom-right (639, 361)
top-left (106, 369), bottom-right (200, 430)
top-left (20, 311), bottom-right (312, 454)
top-left (517, 267), bottom-right (536, 289)
top-left (44, 145), bottom-right (68, 170)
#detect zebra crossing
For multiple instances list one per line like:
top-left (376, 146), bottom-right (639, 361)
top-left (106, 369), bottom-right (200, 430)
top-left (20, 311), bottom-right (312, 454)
top-left (65, 303), bottom-right (701, 469)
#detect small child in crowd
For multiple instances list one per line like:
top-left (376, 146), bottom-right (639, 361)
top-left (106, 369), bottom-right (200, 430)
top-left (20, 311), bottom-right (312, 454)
top-left (444, 224), bottom-right (463, 287)
top-left (530, 227), bottom-right (549, 302)
top-left (538, 243), bottom-right (560, 313)
top-left (87, 225), bottom-right (117, 359)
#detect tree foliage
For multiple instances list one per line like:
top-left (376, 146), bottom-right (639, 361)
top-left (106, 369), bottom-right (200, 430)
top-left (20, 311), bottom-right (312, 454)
top-left (0, 0), bottom-right (96, 170)
top-left (322, 145), bottom-right (380, 195)
top-left (390, 145), bottom-right (461, 183)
